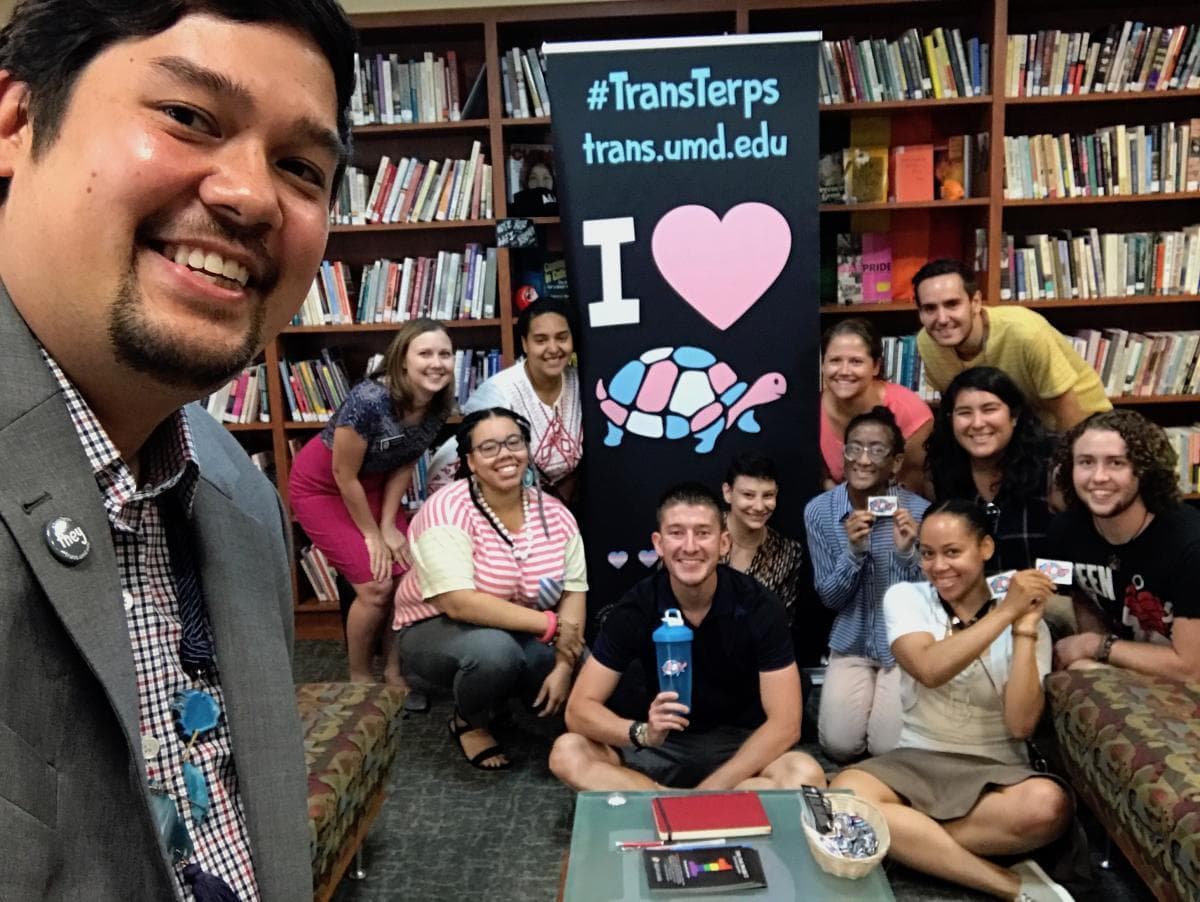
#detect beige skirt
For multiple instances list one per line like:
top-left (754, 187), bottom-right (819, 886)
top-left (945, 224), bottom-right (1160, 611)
top-left (851, 748), bottom-right (1070, 821)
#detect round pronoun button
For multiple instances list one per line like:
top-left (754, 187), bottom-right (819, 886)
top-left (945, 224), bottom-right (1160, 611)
top-left (44, 517), bottom-right (90, 565)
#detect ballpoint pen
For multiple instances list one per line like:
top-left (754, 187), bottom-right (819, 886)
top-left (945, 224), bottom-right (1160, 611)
top-left (615, 838), bottom-right (729, 851)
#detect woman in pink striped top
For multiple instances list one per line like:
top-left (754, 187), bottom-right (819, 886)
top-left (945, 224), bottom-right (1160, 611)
top-left (394, 408), bottom-right (587, 769)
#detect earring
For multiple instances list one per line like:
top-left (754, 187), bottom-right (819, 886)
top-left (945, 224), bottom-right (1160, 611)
top-left (523, 466), bottom-right (536, 488)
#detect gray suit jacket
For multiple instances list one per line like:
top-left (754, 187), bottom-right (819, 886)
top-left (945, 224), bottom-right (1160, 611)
top-left (0, 288), bottom-right (312, 900)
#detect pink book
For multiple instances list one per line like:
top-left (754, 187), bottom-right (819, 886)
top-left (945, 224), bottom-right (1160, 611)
top-left (861, 232), bottom-right (893, 303)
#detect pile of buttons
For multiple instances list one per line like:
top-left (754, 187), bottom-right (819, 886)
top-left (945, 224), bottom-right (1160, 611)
top-left (817, 812), bottom-right (879, 859)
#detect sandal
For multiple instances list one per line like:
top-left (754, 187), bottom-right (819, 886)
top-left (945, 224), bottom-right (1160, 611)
top-left (402, 691), bottom-right (430, 714)
top-left (447, 713), bottom-right (512, 770)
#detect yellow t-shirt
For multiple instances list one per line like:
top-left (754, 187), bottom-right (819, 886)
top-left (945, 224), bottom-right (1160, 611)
top-left (917, 305), bottom-right (1111, 428)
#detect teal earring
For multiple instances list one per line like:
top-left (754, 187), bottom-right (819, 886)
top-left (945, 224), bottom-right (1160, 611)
top-left (523, 466), bottom-right (536, 488)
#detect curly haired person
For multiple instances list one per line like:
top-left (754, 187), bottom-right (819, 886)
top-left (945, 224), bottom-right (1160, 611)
top-left (1045, 410), bottom-right (1200, 682)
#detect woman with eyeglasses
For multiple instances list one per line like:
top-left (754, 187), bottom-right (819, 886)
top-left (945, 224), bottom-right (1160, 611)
top-left (427, 298), bottom-right (583, 502)
top-left (831, 499), bottom-right (1074, 901)
top-left (289, 318), bottom-right (454, 687)
top-left (392, 408), bottom-right (587, 770)
top-left (924, 367), bottom-right (1055, 573)
top-left (804, 407), bottom-right (930, 762)
top-left (820, 318), bottom-right (933, 493)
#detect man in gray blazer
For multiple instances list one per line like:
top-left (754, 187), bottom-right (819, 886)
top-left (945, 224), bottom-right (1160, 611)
top-left (0, 1), bottom-right (355, 898)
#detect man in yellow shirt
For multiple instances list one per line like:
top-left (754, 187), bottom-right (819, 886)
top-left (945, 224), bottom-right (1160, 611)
top-left (914, 260), bottom-right (1111, 431)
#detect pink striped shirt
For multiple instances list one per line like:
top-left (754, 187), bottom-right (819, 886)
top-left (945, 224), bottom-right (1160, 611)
top-left (393, 479), bottom-right (587, 628)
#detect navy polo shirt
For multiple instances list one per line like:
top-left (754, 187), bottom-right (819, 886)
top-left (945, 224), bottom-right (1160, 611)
top-left (592, 565), bottom-right (795, 732)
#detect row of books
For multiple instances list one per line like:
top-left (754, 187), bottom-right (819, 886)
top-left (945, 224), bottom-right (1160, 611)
top-left (304, 247), bottom-right (500, 326)
top-left (279, 353), bottom-right (352, 423)
top-left (349, 50), bottom-right (486, 125)
top-left (818, 28), bottom-right (990, 104)
top-left (451, 348), bottom-right (503, 407)
top-left (835, 233), bottom-right (893, 305)
top-left (299, 545), bottom-right (340, 604)
top-left (203, 363), bottom-right (270, 424)
top-left (823, 135), bottom-right (988, 205)
top-left (1000, 227), bottom-right (1200, 301)
top-left (1002, 119), bottom-right (1200, 200)
top-left (1006, 22), bottom-right (1200, 98)
top-left (333, 143), bottom-right (494, 226)
top-left (1164, 426), bottom-right (1200, 494)
top-left (879, 334), bottom-right (938, 402)
top-left (500, 46), bottom-right (551, 118)
top-left (1071, 329), bottom-right (1200, 398)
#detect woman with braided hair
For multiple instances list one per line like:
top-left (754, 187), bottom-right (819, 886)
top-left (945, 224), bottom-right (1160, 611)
top-left (393, 407), bottom-right (587, 769)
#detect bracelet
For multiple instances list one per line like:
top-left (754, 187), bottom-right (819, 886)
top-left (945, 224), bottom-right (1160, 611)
top-left (1095, 632), bottom-right (1118, 663)
top-left (538, 610), bottom-right (558, 645)
top-left (1012, 629), bottom-right (1038, 640)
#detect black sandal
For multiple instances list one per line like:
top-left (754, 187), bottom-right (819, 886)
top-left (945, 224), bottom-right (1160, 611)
top-left (447, 713), bottom-right (512, 770)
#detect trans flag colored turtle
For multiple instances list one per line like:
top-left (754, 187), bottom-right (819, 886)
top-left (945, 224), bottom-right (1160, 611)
top-left (596, 346), bottom-right (787, 454)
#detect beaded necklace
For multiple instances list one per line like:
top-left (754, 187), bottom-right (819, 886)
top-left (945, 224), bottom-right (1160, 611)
top-left (473, 478), bottom-right (533, 562)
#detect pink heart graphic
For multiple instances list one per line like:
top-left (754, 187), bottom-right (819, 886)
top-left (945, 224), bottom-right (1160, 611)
top-left (651, 202), bottom-right (791, 331)
top-left (638, 549), bottom-right (659, 568)
top-left (607, 550), bottom-right (629, 569)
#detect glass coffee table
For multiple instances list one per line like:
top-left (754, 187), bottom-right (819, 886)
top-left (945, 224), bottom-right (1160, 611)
top-left (561, 789), bottom-right (895, 900)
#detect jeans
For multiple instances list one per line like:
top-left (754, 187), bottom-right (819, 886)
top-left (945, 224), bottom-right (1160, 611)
top-left (396, 616), bottom-right (556, 726)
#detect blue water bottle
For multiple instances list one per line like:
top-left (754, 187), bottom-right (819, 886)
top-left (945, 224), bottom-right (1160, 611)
top-left (652, 609), bottom-right (694, 712)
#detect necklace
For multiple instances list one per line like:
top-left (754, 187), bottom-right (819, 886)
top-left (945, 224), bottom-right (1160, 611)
top-left (1097, 506), bottom-right (1152, 572)
top-left (474, 480), bottom-right (532, 562)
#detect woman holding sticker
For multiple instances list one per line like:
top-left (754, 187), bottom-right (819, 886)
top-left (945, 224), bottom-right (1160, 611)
top-left (804, 407), bottom-right (930, 762)
top-left (831, 499), bottom-right (1073, 901)
top-left (924, 367), bottom-right (1055, 573)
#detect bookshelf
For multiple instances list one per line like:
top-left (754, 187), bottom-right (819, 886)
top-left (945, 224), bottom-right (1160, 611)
top-left (206, 0), bottom-right (1200, 638)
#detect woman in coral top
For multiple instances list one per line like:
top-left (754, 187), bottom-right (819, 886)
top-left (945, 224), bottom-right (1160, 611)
top-left (393, 408), bottom-right (586, 770)
top-left (820, 318), bottom-right (933, 494)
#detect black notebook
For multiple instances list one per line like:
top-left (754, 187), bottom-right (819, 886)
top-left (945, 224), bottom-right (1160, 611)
top-left (642, 846), bottom-right (767, 894)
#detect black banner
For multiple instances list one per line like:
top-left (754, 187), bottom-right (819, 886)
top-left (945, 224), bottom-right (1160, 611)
top-left (544, 33), bottom-right (821, 619)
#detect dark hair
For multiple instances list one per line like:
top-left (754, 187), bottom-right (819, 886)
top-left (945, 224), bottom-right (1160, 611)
top-left (924, 367), bottom-right (1051, 505)
top-left (845, 405), bottom-right (904, 457)
top-left (517, 297), bottom-right (576, 343)
top-left (912, 259), bottom-right (978, 304)
top-left (724, 451), bottom-right (777, 486)
top-left (381, 318), bottom-right (455, 420)
top-left (454, 407), bottom-right (550, 543)
top-left (1054, 409), bottom-right (1182, 515)
top-left (0, 0), bottom-right (357, 203)
top-left (656, 481), bottom-right (724, 528)
top-left (820, 317), bottom-right (882, 362)
top-left (921, 498), bottom-right (992, 542)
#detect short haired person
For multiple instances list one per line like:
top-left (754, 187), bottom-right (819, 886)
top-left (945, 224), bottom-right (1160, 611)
top-left (549, 483), bottom-right (825, 791)
top-left (1048, 410), bottom-right (1200, 682)
top-left (913, 259), bottom-right (1110, 432)
top-left (0, 0), bottom-right (355, 898)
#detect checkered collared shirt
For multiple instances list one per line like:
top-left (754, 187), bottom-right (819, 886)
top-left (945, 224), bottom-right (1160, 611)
top-left (42, 352), bottom-right (260, 902)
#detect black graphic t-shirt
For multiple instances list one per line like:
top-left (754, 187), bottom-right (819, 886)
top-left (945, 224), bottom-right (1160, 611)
top-left (1045, 504), bottom-right (1200, 644)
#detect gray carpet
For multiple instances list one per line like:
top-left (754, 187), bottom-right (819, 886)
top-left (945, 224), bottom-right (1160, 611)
top-left (293, 639), bottom-right (1154, 902)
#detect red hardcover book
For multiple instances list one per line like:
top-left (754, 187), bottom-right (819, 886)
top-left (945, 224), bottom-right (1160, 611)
top-left (651, 792), bottom-right (771, 842)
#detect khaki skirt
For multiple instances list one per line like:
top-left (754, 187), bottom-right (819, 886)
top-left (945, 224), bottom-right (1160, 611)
top-left (851, 748), bottom-right (1071, 821)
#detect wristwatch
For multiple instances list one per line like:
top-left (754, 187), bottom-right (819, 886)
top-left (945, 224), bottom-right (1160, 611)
top-left (1095, 633), bottom-right (1118, 663)
top-left (628, 721), bottom-right (649, 750)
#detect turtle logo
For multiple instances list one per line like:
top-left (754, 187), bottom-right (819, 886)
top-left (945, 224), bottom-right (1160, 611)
top-left (661, 659), bottom-right (688, 678)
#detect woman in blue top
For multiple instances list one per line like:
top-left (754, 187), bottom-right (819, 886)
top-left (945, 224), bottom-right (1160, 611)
top-left (804, 406), bottom-right (930, 762)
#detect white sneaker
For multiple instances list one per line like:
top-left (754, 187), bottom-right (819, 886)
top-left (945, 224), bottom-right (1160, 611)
top-left (1012, 859), bottom-right (1074, 901)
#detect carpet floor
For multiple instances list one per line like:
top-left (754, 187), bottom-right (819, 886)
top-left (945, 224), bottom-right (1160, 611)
top-left (293, 639), bottom-right (1154, 902)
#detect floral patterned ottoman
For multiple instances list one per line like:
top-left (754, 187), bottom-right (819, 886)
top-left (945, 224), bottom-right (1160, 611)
top-left (297, 683), bottom-right (405, 902)
top-left (1046, 668), bottom-right (1200, 902)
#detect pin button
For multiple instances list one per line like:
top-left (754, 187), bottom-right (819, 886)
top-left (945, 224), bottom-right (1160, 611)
top-left (142, 735), bottom-right (162, 760)
top-left (123, 591), bottom-right (134, 612)
top-left (44, 516), bottom-right (90, 565)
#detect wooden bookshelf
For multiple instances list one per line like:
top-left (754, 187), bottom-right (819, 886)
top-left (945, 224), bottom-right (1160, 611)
top-left (211, 0), bottom-right (1200, 638)
top-left (1110, 395), bottom-right (1200, 406)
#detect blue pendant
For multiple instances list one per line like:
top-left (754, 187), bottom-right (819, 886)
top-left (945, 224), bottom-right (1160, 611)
top-left (172, 689), bottom-right (220, 739)
top-left (149, 783), bottom-right (194, 863)
top-left (182, 761), bottom-right (211, 826)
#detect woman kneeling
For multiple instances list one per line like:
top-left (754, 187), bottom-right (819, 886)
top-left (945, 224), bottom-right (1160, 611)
top-left (393, 408), bottom-right (586, 769)
top-left (831, 499), bottom-right (1073, 901)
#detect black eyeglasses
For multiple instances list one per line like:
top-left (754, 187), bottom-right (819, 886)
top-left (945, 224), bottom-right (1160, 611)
top-left (473, 434), bottom-right (527, 458)
top-left (843, 441), bottom-right (892, 463)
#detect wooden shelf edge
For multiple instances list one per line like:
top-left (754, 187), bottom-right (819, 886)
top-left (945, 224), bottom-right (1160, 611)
top-left (1186, 493), bottom-right (1200, 501)
top-left (500, 115), bottom-right (550, 127)
top-left (297, 599), bottom-right (340, 613)
top-left (224, 422), bottom-right (273, 432)
top-left (1110, 394), bottom-right (1200, 406)
top-left (1004, 88), bottom-right (1200, 106)
top-left (821, 198), bottom-right (989, 213)
top-left (352, 118), bottom-right (490, 135)
top-left (820, 296), bottom-right (1200, 314)
top-left (283, 318), bottom-right (501, 333)
top-left (821, 95), bottom-right (992, 112)
top-left (329, 219), bottom-right (497, 233)
top-left (1003, 192), bottom-right (1200, 208)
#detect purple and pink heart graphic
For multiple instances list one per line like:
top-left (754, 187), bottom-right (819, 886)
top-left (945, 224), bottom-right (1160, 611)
top-left (607, 550), bottom-right (629, 569)
top-left (638, 549), bottom-right (659, 568)
top-left (651, 202), bottom-right (791, 331)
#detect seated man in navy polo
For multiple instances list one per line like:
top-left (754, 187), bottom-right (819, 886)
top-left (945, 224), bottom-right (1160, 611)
top-left (549, 482), bottom-right (826, 790)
